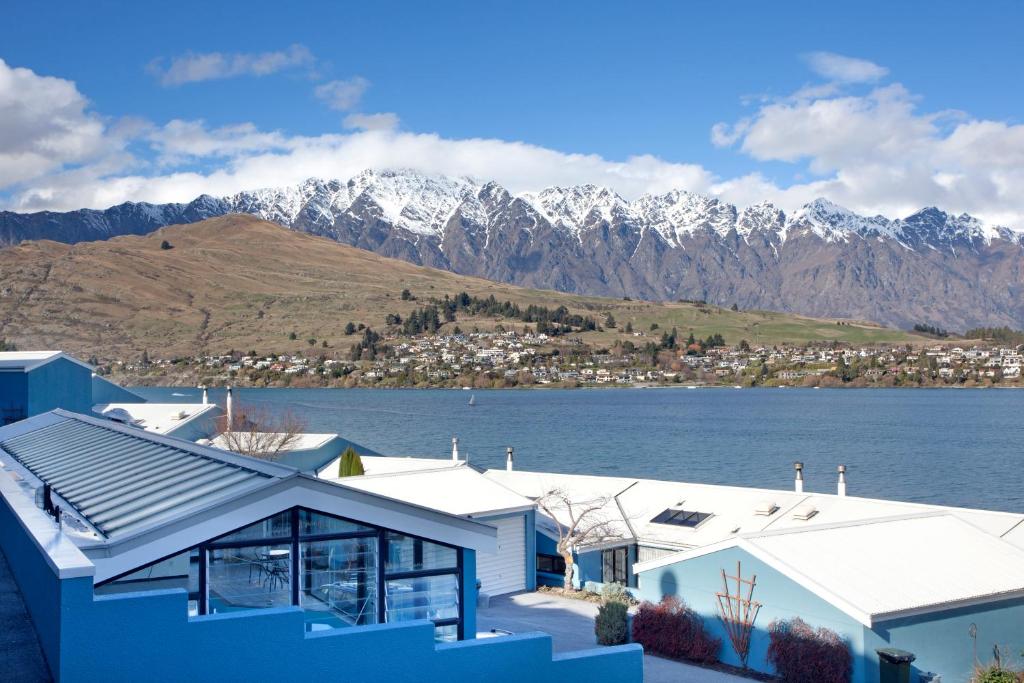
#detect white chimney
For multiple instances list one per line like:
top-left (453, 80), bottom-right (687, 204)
top-left (226, 386), bottom-right (233, 431)
top-left (837, 464), bottom-right (847, 497)
top-left (506, 446), bottom-right (514, 472)
top-left (451, 436), bottom-right (459, 462)
top-left (794, 461), bottom-right (804, 493)
top-left (200, 385), bottom-right (208, 405)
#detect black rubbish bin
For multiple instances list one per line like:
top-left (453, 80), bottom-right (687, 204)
top-left (877, 648), bottom-right (916, 683)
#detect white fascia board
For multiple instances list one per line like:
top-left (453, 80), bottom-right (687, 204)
top-left (468, 505), bottom-right (536, 519)
top-left (873, 589), bottom-right (1024, 623)
top-left (0, 470), bottom-right (95, 579)
top-left (87, 476), bottom-right (497, 583)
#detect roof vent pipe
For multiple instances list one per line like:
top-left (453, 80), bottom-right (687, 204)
top-left (837, 464), bottom-right (847, 497)
top-left (200, 385), bottom-right (208, 405)
top-left (506, 446), bottom-right (514, 472)
top-left (452, 436), bottom-right (459, 462)
top-left (794, 461), bottom-right (804, 493)
top-left (226, 386), bottom-right (233, 432)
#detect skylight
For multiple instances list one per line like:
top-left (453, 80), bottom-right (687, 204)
top-left (651, 508), bottom-right (712, 528)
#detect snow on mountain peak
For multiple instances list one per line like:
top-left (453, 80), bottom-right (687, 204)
top-left (521, 184), bottom-right (628, 234)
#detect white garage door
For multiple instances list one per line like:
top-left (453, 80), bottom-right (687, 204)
top-left (475, 515), bottom-right (526, 596)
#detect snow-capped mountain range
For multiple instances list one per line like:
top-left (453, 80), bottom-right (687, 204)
top-left (3, 168), bottom-right (1024, 330)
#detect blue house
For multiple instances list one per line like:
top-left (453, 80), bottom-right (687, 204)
top-left (633, 514), bottom-right (1024, 683)
top-left (0, 351), bottom-right (95, 423)
top-left (0, 410), bottom-right (642, 682)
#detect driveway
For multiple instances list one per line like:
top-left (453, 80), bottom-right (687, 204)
top-left (477, 592), bottom-right (754, 683)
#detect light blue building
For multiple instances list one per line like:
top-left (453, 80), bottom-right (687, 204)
top-left (634, 514), bottom-right (1024, 683)
top-left (0, 352), bottom-right (95, 423)
top-left (0, 410), bottom-right (642, 682)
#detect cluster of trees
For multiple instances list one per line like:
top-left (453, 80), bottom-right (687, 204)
top-left (656, 328), bottom-right (726, 353)
top-left (348, 328), bottom-right (387, 361)
top-left (0, 338), bottom-right (16, 351)
top-left (913, 323), bottom-right (949, 337)
top-left (964, 326), bottom-right (1024, 345)
top-left (418, 292), bottom-right (600, 336)
top-left (385, 306), bottom-right (444, 336)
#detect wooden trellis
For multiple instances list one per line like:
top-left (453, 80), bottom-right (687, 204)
top-left (715, 561), bottom-right (762, 667)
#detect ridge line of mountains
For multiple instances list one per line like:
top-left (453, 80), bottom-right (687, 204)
top-left (3, 168), bottom-right (1023, 331)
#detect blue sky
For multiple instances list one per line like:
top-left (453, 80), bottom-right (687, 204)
top-left (2, 1), bottom-right (1023, 225)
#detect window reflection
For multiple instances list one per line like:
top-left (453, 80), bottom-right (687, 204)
top-left (385, 532), bottom-right (457, 572)
top-left (385, 574), bottom-right (459, 623)
top-left (300, 537), bottom-right (378, 629)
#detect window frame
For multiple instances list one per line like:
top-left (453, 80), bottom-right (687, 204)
top-left (97, 505), bottom-right (466, 640)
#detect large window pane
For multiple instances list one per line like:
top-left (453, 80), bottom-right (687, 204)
top-left (211, 511), bottom-right (292, 544)
top-left (299, 509), bottom-right (374, 537)
top-left (96, 549), bottom-right (201, 616)
top-left (208, 544), bottom-right (291, 613)
top-left (385, 574), bottom-right (459, 623)
top-left (300, 537), bottom-right (378, 630)
top-left (385, 533), bottom-right (457, 573)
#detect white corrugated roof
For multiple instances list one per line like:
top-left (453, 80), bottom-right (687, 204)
top-left (93, 403), bottom-right (219, 435)
top-left (327, 465), bottom-right (534, 517)
top-left (635, 513), bottom-right (1024, 625)
top-left (0, 351), bottom-right (93, 372)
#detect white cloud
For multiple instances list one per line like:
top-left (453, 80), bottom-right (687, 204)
top-left (0, 58), bottom-right (129, 187)
top-left (6, 57), bottom-right (1024, 231)
top-left (804, 52), bottom-right (889, 84)
top-left (148, 44), bottom-right (314, 86)
top-left (343, 112), bottom-right (400, 132)
top-left (314, 77), bottom-right (370, 111)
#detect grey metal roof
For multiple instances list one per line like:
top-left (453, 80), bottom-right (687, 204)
top-left (0, 412), bottom-right (284, 540)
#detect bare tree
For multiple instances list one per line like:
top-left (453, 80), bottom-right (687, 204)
top-left (535, 487), bottom-right (621, 591)
top-left (216, 404), bottom-right (307, 461)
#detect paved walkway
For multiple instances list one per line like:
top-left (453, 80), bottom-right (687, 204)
top-left (477, 592), bottom-right (753, 683)
top-left (0, 549), bottom-right (52, 682)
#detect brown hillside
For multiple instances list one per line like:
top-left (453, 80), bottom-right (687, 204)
top-left (0, 215), bottom-right (922, 360)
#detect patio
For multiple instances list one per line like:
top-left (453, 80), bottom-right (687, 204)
top-left (476, 592), bottom-right (754, 683)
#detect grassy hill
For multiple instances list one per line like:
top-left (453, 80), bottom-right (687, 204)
top-left (0, 215), bottom-right (926, 361)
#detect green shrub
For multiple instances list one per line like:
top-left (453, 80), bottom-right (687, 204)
top-left (595, 600), bottom-right (629, 645)
top-left (600, 582), bottom-right (632, 606)
top-left (337, 447), bottom-right (365, 477)
top-left (974, 666), bottom-right (1021, 683)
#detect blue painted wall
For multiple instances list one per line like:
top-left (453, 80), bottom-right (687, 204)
top-left (635, 547), bottom-right (867, 681)
top-left (90, 375), bottom-right (145, 404)
top-left (27, 359), bottom-right (93, 417)
top-left (637, 547), bottom-right (1024, 683)
top-left (0, 371), bottom-right (29, 423)
top-left (868, 599), bottom-right (1024, 683)
top-left (535, 533), bottom-right (633, 592)
top-left (462, 548), bottom-right (477, 638)
top-left (2, 491), bottom-right (643, 683)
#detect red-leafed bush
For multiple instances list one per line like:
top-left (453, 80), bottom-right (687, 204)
top-left (631, 596), bottom-right (721, 664)
top-left (767, 618), bottom-right (852, 683)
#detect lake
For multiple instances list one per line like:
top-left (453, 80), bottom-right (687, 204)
top-left (132, 386), bottom-right (1024, 513)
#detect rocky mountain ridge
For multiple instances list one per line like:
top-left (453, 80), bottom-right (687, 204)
top-left (3, 169), bottom-right (1023, 330)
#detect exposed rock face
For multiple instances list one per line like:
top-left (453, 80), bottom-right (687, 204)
top-left (3, 169), bottom-right (1023, 331)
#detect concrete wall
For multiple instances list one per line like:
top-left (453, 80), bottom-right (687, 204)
top-left (26, 359), bottom-right (93, 416)
top-left (1, 487), bottom-right (643, 683)
top-left (635, 546), bottom-right (868, 681)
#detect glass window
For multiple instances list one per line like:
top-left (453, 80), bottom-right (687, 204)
top-left (601, 547), bottom-right (628, 585)
top-left (385, 574), bottom-right (459, 623)
top-left (537, 554), bottom-right (566, 574)
top-left (96, 549), bottom-right (201, 616)
top-left (300, 537), bottom-right (378, 629)
top-left (385, 533), bottom-right (457, 573)
top-left (211, 511), bottom-right (292, 544)
top-left (434, 624), bottom-right (458, 643)
top-left (207, 543), bottom-right (291, 614)
top-left (299, 509), bottom-right (374, 537)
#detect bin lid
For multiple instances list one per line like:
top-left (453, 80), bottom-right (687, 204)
top-left (876, 648), bottom-right (916, 664)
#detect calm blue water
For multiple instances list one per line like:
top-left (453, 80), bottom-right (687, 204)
top-left (133, 386), bottom-right (1024, 513)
